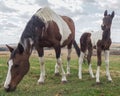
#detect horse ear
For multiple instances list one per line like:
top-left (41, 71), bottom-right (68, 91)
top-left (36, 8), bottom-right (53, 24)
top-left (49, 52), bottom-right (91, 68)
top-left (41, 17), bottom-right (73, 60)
top-left (111, 11), bottom-right (115, 18)
top-left (104, 10), bottom-right (107, 16)
top-left (6, 44), bottom-right (14, 53)
top-left (17, 43), bottom-right (24, 54)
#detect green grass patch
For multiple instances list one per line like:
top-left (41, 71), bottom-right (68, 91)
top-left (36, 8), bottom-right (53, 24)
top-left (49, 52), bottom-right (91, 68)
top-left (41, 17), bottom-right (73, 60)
top-left (0, 54), bottom-right (120, 96)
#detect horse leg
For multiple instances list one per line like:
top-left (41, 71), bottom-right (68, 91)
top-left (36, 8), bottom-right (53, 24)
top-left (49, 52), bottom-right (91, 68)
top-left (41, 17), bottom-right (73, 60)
top-left (55, 47), bottom-right (67, 82)
top-left (55, 63), bottom-right (60, 76)
top-left (104, 50), bottom-right (112, 81)
top-left (37, 48), bottom-right (45, 84)
top-left (96, 48), bottom-right (102, 83)
top-left (87, 48), bottom-right (95, 78)
top-left (78, 51), bottom-right (85, 79)
top-left (66, 44), bottom-right (72, 75)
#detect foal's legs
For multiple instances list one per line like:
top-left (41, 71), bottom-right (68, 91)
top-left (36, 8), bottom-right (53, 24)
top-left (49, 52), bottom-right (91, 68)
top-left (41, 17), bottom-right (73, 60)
top-left (37, 48), bottom-right (45, 83)
top-left (87, 48), bottom-right (95, 78)
top-left (66, 43), bottom-right (72, 75)
top-left (96, 48), bottom-right (102, 83)
top-left (55, 47), bottom-right (67, 82)
top-left (78, 51), bottom-right (85, 79)
top-left (55, 62), bottom-right (60, 76)
top-left (104, 50), bottom-right (112, 81)
top-left (66, 48), bottom-right (72, 75)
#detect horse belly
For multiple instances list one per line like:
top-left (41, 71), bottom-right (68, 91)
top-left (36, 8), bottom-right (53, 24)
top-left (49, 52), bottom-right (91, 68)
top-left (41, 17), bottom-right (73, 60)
top-left (38, 41), bottom-right (53, 47)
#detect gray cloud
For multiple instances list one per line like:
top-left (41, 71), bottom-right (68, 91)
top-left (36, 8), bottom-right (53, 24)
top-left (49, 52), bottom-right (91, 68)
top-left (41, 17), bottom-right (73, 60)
top-left (0, 0), bottom-right (120, 44)
top-left (53, 7), bottom-right (83, 17)
top-left (0, 21), bottom-right (18, 34)
top-left (83, 0), bottom-right (96, 3)
top-left (35, 0), bottom-right (50, 6)
top-left (19, 12), bottom-right (32, 21)
top-left (0, 1), bottom-right (17, 13)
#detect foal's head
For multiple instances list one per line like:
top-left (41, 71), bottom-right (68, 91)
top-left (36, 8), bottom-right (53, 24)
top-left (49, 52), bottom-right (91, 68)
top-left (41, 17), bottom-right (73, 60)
top-left (101, 10), bottom-right (115, 31)
top-left (4, 43), bottom-right (30, 92)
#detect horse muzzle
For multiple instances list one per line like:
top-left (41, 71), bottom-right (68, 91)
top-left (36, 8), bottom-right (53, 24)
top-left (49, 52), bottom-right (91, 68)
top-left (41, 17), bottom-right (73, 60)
top-left (4, 85), bottom-right (16, 92)
top-left (101, 24), bottom-right (106, 30)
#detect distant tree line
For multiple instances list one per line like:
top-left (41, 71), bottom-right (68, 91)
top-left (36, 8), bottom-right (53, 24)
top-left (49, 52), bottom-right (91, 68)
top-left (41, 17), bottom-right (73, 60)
top-left (0, 47), bottom-right (7, 51)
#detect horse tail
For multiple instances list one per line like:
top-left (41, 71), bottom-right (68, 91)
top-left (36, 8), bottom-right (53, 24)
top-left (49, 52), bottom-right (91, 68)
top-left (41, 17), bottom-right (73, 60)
top-left (73, 40), bottom-right (80, 57)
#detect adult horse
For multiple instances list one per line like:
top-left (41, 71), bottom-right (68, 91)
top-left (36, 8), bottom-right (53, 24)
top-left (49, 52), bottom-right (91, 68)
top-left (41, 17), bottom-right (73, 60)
top-left (74, 10), bottom-right (115, 83)
top-left (4, 7), bottom-right (75, 92)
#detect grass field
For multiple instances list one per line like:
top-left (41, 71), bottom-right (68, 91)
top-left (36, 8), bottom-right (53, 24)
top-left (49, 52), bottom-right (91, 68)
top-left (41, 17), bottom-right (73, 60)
top-left (0, 49), bottom-right (120, 96)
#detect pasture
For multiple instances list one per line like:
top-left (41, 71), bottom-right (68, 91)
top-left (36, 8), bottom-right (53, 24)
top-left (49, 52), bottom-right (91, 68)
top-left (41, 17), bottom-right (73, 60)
top-left (0, 49), bottom-right (120, 96)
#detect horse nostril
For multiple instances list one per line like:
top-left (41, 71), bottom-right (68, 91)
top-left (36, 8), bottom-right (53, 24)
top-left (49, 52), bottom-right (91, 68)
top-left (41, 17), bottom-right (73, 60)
top-left (4, 87), bottom-right (10, 92)
top-left (4, 85), bottom-right (16, 92)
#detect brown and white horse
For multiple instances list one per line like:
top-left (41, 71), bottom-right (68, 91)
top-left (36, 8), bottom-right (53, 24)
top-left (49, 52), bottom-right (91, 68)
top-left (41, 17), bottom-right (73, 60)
top-left (4, 7), bottom-right (75, 92)
top-left (74, 10), bottom-right (115, 83)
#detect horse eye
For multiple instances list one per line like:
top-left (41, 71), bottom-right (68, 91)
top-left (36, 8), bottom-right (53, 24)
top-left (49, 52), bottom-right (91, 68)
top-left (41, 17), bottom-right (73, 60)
top-left (14, 64), bottom-right (19, 68)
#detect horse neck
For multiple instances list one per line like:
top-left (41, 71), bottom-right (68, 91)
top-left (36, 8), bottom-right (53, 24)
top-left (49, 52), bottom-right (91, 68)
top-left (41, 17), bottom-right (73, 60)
top-left (102, 28), bottom-right (111, 41)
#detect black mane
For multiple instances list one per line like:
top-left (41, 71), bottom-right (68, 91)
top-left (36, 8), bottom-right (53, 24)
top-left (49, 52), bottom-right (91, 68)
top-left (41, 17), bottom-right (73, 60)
top-left (20, 15), bottom-right (45, 43)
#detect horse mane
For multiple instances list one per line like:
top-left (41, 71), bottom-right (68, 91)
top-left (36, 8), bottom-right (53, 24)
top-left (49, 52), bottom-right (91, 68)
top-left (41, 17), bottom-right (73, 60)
top-left (35, 7), bottom-right (62, 23)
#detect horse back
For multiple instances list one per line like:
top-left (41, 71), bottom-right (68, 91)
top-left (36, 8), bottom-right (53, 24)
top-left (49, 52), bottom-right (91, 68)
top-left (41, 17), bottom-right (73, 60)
top-left (38, 16), bottom-right (75, 47)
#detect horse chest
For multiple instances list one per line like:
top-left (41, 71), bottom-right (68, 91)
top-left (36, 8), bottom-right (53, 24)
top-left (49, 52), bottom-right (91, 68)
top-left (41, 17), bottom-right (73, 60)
top-left (90, 31), bottom-right (103, 47)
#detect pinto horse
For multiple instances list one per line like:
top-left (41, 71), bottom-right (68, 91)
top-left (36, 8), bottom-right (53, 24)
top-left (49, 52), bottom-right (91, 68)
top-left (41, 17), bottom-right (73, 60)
top-left (74, 10), bottom-right (115, 83)
top-left (4, 7), bottom-right (75, 92)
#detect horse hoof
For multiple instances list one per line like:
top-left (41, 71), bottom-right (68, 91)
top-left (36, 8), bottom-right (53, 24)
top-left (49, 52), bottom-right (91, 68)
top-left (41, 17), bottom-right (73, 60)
top-left (61, 81), bottom-right (67, 84)
top-left (55, 92), bottom-right (62, 96)
top-left (66, 73), bottom-right (70, 76)
top-left (38, 81), bottom-right (44, 85)
top-left (55, 73), bottom-right (60, 76)
top-left (108, 80), bottom-right (112, 83)
top-left (92, 82), bottom-right (102, 86)
top-left (91, 76), bottom-right (95, 78)
top-left (91, 77), bottom-right (95, 79)
top-left (96, 82), bottom-right (102, 85)
top-left (78, 77), bottom-right (82, 80)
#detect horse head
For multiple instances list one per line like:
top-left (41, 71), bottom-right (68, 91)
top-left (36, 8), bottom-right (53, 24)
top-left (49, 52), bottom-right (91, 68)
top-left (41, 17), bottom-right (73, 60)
top-left (101, 10), bottom-right (115, 31)
top-left (4, 43), bottom-right (30, 92)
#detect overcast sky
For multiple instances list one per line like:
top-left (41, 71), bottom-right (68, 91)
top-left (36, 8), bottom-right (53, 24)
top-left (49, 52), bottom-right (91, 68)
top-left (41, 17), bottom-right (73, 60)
top-left (0, 0), bottom-right (120, 44)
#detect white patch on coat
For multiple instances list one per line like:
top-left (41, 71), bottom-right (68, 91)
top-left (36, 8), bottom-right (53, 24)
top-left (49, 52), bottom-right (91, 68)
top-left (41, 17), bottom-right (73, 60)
top-left (104, 50), bottom-right (112, 81)
top-left (29, 38), bottom-right (34, 46)
top-left (90, 31), bottom-right (103, 46)
top-left (4, 60), bottom-right (13, 89)
top-left (88, 64), bottom-right (95, 78)
top-left (38, 57), bottom-right (45, 83)
top-left (28, 38), bottom-right (34, 53)
top-left (78, 52), bottom-right (85, 79)
top-left (57, 57), bottom-right (67, 82)
top-left (96, 66), bottom-right (100, 82)
top-left (55, 63), bottom-right (60, 74)
top-left (20, 38), bottom-right (34, 53)
top-left (35, 7), bottom-right (71, 45)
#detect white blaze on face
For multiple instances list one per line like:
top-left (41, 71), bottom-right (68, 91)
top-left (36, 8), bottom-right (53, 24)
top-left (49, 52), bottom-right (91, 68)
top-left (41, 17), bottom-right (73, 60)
top-left (4, 59), bottom-right (13, 89)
